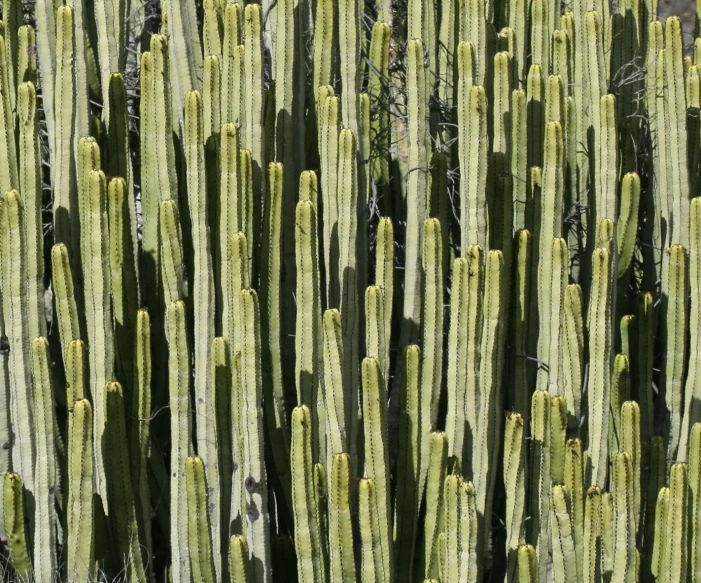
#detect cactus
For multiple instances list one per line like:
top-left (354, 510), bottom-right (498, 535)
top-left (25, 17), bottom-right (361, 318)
top-left (1, 0), bottom-right (701, 580)
top-left (4, 473), bottom-right (33, 579)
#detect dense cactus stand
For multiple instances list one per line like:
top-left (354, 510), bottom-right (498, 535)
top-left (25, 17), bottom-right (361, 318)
top-left (0, 0), bottom-right (700, 580)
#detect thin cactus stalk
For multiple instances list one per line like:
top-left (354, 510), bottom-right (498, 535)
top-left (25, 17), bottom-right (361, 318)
top-left (424, 431), bottom-right (447, 580)
top-left (503, 413), bottom-right (526, 561)
top-left (229, 535), bottom-right (252, 583)
top-left (328, 453), bottom-right (356, 583)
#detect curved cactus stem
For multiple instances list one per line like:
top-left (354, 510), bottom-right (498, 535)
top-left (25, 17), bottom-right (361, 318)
top-left (4, 473), bottom-right (33, 579)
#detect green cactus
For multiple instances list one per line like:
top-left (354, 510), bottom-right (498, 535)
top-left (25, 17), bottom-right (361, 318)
top-left (186, 456), bottom-right (217, 583)
top-left (4, 473), bottom-right (33, 579)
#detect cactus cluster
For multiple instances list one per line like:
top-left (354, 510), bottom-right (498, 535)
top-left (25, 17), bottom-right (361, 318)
top-left (0, 0), bottom-right (700, 580)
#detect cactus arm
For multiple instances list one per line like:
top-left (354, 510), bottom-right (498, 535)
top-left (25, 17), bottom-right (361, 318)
top-left (583, 487), bottom-right (603, 583)
top-left (322, 309), bottom-right (347, 469)
top-left (663, 244), bottom-right (689, 461)
top-left (53, 7), bottom-right (75, 251)
top-left (394, 345), bottom-right (421, 582)
top-left (166, 0), bottom-right (203, 129)
top-left (168, 301), bottom-right (193, 582)
top-left (511, 90), bottom-right (528, 231)
top-left (291, 405), bottom-right (327, 583)
top-left (460, 85), bottom-right (489, 250)
top-left (616, 172), bottom-right (641, 277)
top-left (260, 163), bottom-right (292, 514)
top-left (228, 534), bottom-right (252, 583)
top-left (319, 94), bottom-right (340, 307)
top-left (423, 431), bottom-right (447, 579)
top-left (446, 258), bottom-right (469, 458)
top-left (473, 250), bottom-right (506, 558)
top-left (529, 390), bottom-right (551, 581)
top-left (18, 82), bottom-right (45, 341)
top-left (443, 474), bottom-right (462, 583)
top-left (240, 290), bottom-right (272, 583)
top-left (243, 4), bottom-right (265, 210)
top-left (336, 129), bottom-right (361, 471)
top-left (402, 39), bottom-right (428, 343)
top-left (375, 218), bottom-right (394, 383)
top-left (221, 3), bottom-right (242, 127)
top-left (463, 245), bottom-right (484, 471)
top-left (690, 424), bottom-right (701, 581)
top-left (2, 192), bottom-right (34, 491)
top-left (107, 177), bottom-right (139, 386)
top-left (362, 356), bottom-right (392, 578)
top-left (159, 200), bottom-right (185, 307)
top-left (510, 230), bottom-right (531, 416)
top-left (184, 91), bottom-right (221, 577)
top-left (551, 485), bottom-right (577, 583)
top-left (360, 478), bottom-right (389, 583)
top-left (31, 337), bottom-right (58, 580)
top-left (611, 453), bottom-right (636, 583)
top-left (67, 399), bottom-right (94, 582)
top-left (81, 170), bottom-right (114, 502)
top-left (586, 244), bottom-right (613, 487)
top-left (4, 473), bottom-right (33, 578)
top-left (664, 17), bottom-right (690, 248)
top-left (682, 199), bottom-right (701, 456)
top-left (562, 284), bottom-right (584, 422)
top-left (619, 402), bottom-right (641, 534)
top-left (203, 0), bottom-right (223, 59)
top-left (651, 486), bottom-right (669, 580)
top-left (51, 244), bottom-right (82, 364)
top-left (503, 413), bottom-right (526, 560)
top-left (459, 481), bottom-right (478, 583)
top-left (186, 456), bottom-right (217, 582)
top-left (328, 453), bottom-right (356, 583)
top-left (203, 55), bottom-right (221, 144)
top-left (564, 439), bottom-right (584, 578)
top-left (665, 464), bottom-right (689, 583)
top-left (104, 382), bottom-right (147, 581)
